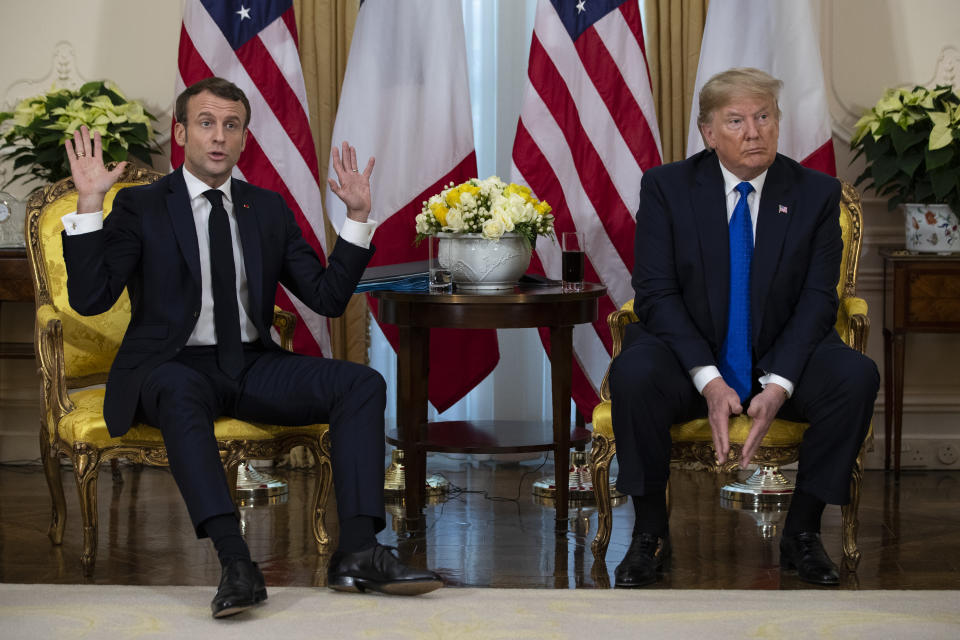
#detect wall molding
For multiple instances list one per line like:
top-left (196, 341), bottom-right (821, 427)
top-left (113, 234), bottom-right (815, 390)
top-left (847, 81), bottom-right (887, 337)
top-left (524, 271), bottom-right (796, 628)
top-left (1, 41), bottom-right (172, 196)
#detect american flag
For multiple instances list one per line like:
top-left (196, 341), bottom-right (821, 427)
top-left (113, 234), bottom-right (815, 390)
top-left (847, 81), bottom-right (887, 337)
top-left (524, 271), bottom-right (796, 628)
top-left (511, 0), bottom-right (662, 418)
top-left (173, 0), bottom-right (331, 357)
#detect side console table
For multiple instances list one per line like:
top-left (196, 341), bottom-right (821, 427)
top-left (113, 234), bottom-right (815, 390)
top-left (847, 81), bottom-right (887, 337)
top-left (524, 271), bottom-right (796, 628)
top-left (880, 247), bottom-right (960, 474)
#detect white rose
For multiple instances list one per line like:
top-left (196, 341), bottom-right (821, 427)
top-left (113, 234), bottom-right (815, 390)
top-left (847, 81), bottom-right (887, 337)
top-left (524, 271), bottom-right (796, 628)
top-left (445, 208), bottom-right (465, 232)
top-left (482, 217), bottom-right (506, 240)
top-left (415, 212), bottom-right (431, 234)
top-left (495, 209), bottom-right (515, 232)
top-left (460, 191), bottom-right (477, 209)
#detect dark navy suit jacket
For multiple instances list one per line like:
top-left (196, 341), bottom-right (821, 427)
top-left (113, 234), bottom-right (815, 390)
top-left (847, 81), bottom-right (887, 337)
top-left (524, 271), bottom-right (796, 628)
top-left (630, 150), bottom-right (843, 386)
top-left (62, 168), bottom-right (374, 437)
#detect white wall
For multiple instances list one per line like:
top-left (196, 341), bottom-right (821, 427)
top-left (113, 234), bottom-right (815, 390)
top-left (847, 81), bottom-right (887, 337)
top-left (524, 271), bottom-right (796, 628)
top-left (819, 0), bottom-right (960, 468)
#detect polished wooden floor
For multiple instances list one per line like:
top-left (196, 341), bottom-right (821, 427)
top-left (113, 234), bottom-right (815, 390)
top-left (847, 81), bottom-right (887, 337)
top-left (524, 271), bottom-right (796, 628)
top-left (1, 454), bottom-right (958, 589)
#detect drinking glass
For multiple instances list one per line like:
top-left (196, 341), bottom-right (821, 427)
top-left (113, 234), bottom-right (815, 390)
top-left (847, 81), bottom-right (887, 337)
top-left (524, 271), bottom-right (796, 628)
top-left (427, 235), bottom-right (453, 293)
top-left (561, 231), bottom-right (584, 292)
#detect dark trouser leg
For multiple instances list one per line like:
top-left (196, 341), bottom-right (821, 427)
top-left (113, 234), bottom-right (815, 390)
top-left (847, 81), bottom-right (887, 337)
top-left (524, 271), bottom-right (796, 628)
top-left (609, 325), bottom-right (706, 499)
top-left (233, 350), bottom-right (387, 536)
top-left (781, 333), bottom-right (880, 507)
top-left (139, 361), bottom-right (236, 534)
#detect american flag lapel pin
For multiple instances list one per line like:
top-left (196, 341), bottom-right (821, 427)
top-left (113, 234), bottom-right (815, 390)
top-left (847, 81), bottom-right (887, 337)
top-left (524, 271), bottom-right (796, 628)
top-left (778, 204), bottom-right (789, 214)
top-left (242, 203), bottom-right (250, 209)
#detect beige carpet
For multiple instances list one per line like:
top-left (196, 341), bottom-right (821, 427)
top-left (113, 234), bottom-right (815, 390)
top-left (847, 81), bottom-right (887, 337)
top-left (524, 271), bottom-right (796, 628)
top-left (1, 584), bottom-right (958, 639)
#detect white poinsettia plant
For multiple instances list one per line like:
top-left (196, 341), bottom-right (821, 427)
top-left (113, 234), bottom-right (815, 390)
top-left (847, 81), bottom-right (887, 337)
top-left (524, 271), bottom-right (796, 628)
top-left (415, 176), bottom-right (554, 246)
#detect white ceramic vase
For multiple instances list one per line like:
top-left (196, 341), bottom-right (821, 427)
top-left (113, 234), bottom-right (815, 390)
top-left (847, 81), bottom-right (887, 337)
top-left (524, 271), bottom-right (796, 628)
top-left (436, 232), bottom-right (532, 290)
top-left (903, 203), bottom-right (960, 253)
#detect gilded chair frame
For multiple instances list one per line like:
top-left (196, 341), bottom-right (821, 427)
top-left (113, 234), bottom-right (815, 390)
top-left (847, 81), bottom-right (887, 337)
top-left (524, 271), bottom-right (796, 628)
top-left (589, 182), bottom-right (870, 571)
top-left (26, 167), bottom-right (333, 575)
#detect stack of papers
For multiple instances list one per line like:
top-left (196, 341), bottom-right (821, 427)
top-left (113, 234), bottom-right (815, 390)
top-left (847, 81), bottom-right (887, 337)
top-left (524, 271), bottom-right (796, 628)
top-left (354, 260), bottom-right (429, 293)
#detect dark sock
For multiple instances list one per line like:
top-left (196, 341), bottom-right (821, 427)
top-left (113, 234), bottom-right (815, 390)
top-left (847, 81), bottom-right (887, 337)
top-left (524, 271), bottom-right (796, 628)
top-left (202, 514), bottom-right (251, 567)
top-left (632, 491), bottom-right (668, 538)
top-left (337, 516), bottom-right (378, 554)
top-left (783, 488), bottom-right (826, 535)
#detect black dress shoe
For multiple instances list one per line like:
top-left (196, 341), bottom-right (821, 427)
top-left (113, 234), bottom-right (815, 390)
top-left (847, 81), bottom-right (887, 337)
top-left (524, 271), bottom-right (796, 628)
top-left (328, 544), bottom-right (444, 595)
top-left (780, 532), bottom-right (840, 586)
top-left (211, 559), bottom-right (268, 618)
top-left (614, 532), bottom-right (671, 588)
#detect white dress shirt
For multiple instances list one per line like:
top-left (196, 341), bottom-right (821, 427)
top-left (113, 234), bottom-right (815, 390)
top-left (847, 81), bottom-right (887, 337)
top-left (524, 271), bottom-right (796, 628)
top-left (688, 162), bottom-right (794, 398)
top-left (61, 167), bottom-right (377, 346)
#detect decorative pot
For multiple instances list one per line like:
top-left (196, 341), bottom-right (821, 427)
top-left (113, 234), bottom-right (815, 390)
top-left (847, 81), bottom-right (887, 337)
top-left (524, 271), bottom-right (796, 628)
top-left (436, 232), bottom-right (532, 290)
top-left (903, 203), bottom-right (960, 253)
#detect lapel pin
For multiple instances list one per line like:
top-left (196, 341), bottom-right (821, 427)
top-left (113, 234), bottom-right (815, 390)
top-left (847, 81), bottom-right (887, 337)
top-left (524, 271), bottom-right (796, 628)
top-left (778, 205), bottom-right (788, 214)
top-left (242, 203), bottom-right (250, 209)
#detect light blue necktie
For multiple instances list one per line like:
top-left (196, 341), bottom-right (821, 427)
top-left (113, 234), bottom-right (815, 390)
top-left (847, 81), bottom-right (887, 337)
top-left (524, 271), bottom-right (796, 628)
top-left (719, 181), bottom-right (754, 401)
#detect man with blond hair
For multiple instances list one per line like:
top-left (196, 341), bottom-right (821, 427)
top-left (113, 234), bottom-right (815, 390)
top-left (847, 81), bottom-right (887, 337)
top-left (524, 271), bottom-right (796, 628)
top-left (610, 68), bottom-right (878, 588)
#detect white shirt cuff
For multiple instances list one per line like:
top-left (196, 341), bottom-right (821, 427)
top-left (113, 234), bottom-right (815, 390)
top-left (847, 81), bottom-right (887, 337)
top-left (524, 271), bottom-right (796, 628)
top-left (339, 217), bottom-right (377, 249)
top-left (759, 372), bottom-right (794, 398)
top-left (62, 211), bottom-right (104, 235)
top-left (690, 365), bottom-right (722, 395)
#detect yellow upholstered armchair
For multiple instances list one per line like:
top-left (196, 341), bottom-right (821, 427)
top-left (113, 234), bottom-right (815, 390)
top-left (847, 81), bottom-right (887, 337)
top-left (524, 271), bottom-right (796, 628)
top-left (26, 167), bottom-right (333, 575)
top-left (590, 182), bottom-right (870, 571)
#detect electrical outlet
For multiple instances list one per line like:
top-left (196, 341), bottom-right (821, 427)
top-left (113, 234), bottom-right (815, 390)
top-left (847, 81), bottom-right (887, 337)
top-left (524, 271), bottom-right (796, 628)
top-left (938, 444), bottom-right (958, 466)
top-left (903, 442), bottom-right (926, 467)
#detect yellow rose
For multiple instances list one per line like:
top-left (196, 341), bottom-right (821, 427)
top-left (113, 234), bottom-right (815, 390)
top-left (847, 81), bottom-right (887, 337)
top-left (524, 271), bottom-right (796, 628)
top-left (535, 201), bottom-right (552, 216)
top-left (430, 201), bottom-right (449, 226)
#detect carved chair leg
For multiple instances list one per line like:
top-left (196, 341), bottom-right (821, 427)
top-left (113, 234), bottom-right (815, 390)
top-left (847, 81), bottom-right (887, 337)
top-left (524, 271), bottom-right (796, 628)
top-left (110, 458), bottom-right (123, 485)
top-left (73, 446), bottom-right (101, 577)
top-left (842, 448), bottom-right (864, 572)
top-left (226, 462), bottom-right (240, 507)
top-left (310, 442), bottom-right (332, 551)
top-left (40, 430), bottom-right (66, 545)
top-left (590, 435), bottom-right (615, 561)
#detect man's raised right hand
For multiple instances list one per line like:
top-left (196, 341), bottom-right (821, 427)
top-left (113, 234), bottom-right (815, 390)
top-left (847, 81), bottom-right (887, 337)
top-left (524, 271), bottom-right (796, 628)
top-left (65, 124), bottom-right (128, 214)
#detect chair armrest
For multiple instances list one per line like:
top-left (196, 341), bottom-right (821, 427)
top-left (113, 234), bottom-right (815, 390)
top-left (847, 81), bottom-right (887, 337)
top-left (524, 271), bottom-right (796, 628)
top-left (837, 296), bottom-right (870, 354)
top-left (35, 304), bottom-right (74, 444)
top-left (272, 306), bottom-right (297, 352)
top-left (598, 306), bottom-right (639, 402)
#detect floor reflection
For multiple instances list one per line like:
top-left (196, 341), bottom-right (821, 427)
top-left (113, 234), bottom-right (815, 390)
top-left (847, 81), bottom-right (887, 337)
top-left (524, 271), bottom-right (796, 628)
top-left (0, 457), bottom-right (958, 589)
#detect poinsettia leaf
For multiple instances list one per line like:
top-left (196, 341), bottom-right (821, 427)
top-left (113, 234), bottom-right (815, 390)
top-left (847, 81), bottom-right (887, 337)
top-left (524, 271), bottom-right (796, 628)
top-left (890, 124), bottom-right (928, 155)
top-left (34, 146), bottom-right (62, 164)
top-left (925, 145), bottom-right (954, 171)
top-left (900, 148), bottom-right (925, 177)
top-left (869, 153), bottom-right (900, 186)
top-left (913, 180), bottom-right (934, 202)
top-left (128, 145), bottom-right (153, 165)
top-left (931, 167), bottom-right (956, 201)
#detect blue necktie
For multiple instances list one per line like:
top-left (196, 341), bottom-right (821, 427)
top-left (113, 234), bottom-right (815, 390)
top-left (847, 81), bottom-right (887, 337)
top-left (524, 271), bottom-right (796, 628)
top-left (719, 181), bottom-right (754, 401)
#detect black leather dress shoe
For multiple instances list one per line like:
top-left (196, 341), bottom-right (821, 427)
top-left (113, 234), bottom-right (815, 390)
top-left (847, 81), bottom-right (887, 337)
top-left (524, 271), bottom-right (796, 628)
top-left (614, 532), bottom-right (671, 588)
top-left (211, 559), bottom-right (267, 618)
top-left (780, 532), bottom-right (840, 585)
top-left (328, 544), bottom-right (444, 595)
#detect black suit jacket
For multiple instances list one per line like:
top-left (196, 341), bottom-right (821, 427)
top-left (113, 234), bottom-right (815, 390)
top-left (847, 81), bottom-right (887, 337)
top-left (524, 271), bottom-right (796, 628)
top-left (631, 150), bottom-right (842, 385)
top-left (62, 169), bottom-right (374, 437)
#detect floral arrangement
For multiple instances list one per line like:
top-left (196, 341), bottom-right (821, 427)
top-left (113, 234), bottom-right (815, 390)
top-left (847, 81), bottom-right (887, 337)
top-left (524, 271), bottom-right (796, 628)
top-left (850, 85), bottom-right (960, 212)
top-left (415, 176), bottom-right (554, 246)
top-left (0, 81), bottom-right (159, 189)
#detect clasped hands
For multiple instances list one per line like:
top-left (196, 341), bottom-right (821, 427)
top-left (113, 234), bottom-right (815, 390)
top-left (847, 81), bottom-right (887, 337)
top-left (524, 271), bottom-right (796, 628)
top-left (702, 377), bottom-right (787, 469)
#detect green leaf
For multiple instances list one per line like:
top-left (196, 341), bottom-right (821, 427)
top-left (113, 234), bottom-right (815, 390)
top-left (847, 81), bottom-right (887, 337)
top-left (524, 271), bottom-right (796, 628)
top-left (931, 168), bottom-right (956, 201)
top-left (869, 153), bottom-right (900, 187)
top-left (925, 145), bottom-right (954, 171)
top-left (890, 124), bottom-right (927, 155)
top-left (105, 145), bottom-right (127, 162)
top-left (900, 148), bottom-right (925, 177)
top-left (128, 146), bottom-right (153, 165)
top-left (914, 180), bottom-right (934, 202)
